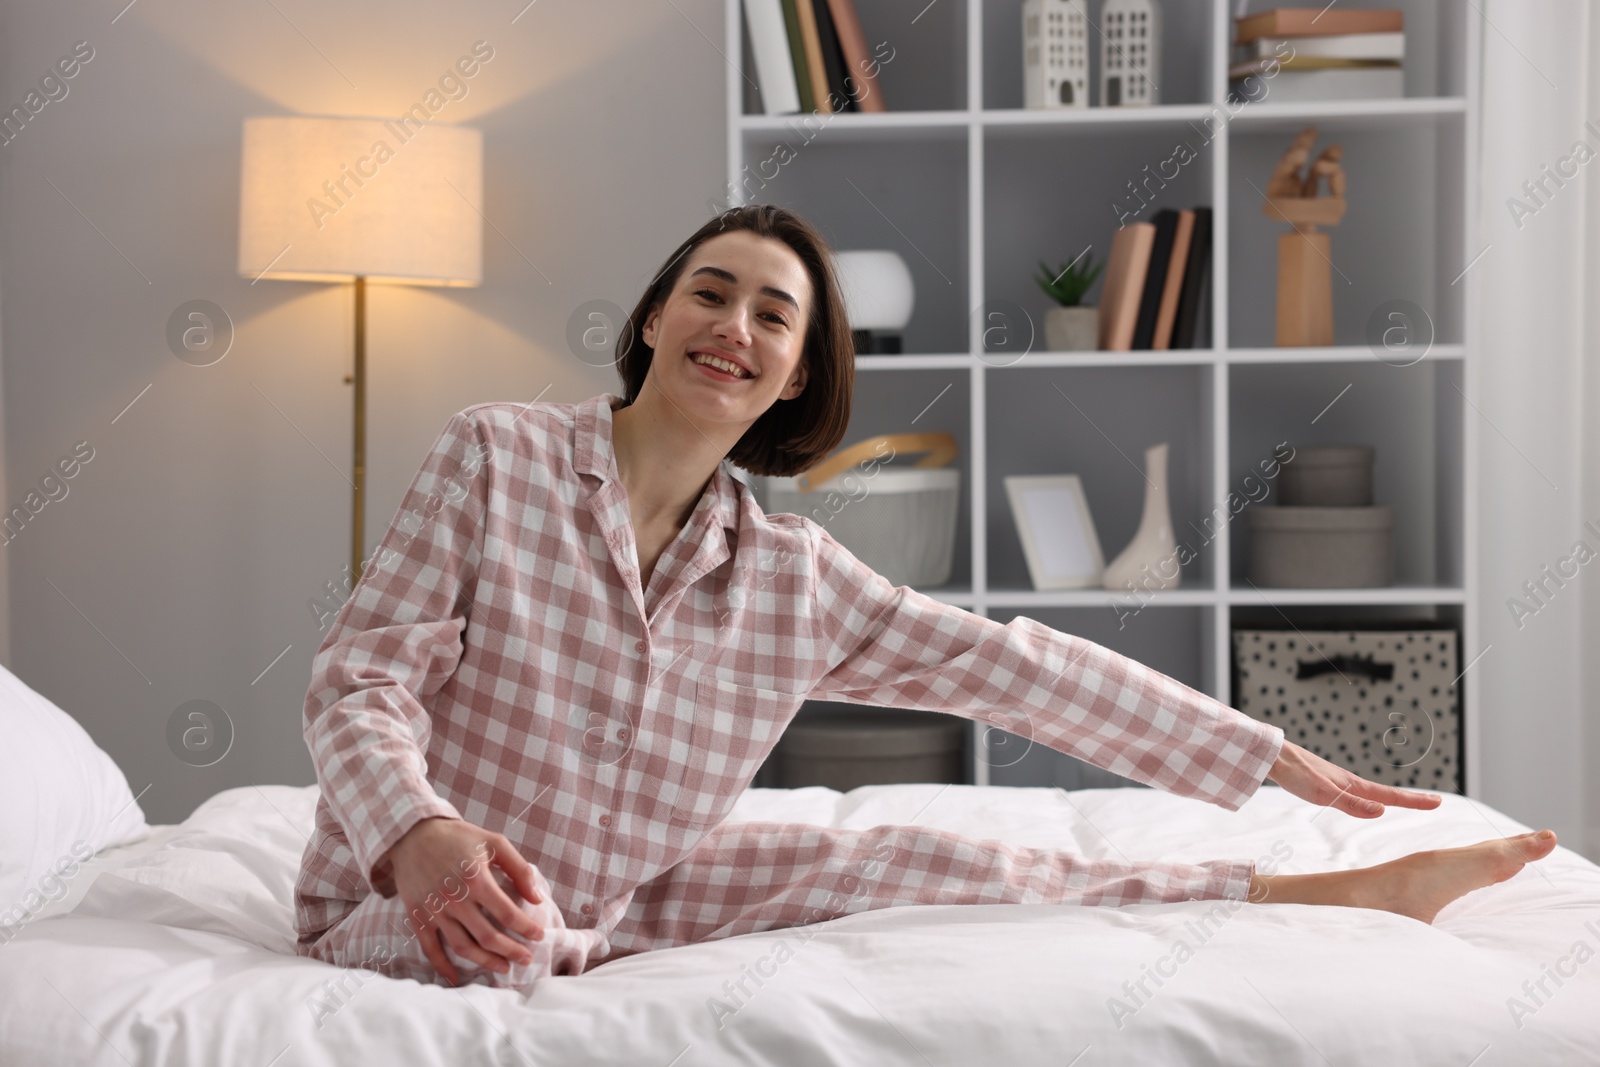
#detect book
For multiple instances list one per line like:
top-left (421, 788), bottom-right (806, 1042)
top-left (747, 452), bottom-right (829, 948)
top-left (1235, 8), bottom-right (1403, 45)
top-left (778, 0), bottom-right (814, 113)
top-left (794, 0), bottom-right (833, 113)
top-left (1132, 209), bottom-right (1180, 350)
top-left (812, 0), bottom-right (855, 112)
top-left (1171, 207), bottom-right (1212, 350)
top-left (744, 0), bottom-right (800, 115)
top-left (1247, 31), bottom-right (1404, 61)
top-left (1152, 210), bottom-right (1195, 350)
top-left (1234, 65), bottom-right (1404, 103)
top-left (1099, 222), bottom-right (1157, 352)
top-left (825, 0), bottom-right (886, 112)
top-left (1230, 56), bottom-right (1401, 79)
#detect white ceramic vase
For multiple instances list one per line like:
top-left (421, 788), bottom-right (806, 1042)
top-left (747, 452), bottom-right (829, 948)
top-left (1102, 442), bottom-right (1181, 592)
top-left (1044, 305), bottom-right (1099, 351)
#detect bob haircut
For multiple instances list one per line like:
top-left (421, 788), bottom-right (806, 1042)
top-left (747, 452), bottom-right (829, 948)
top-left (614, 204), bottom-right (854, 478)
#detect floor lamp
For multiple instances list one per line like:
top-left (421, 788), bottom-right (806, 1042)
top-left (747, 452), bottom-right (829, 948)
top-left (237, 115), bottom-right (483, 578)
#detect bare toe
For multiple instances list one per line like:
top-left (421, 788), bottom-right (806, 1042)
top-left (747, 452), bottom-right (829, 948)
top-left (1363, 830), bottom-right (1557, 924)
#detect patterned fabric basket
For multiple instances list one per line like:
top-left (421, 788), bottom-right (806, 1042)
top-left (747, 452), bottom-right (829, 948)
top-left (764, 432), bottom-right (960, 589)
top-left (1232, 627), bottom-right (1462, 793)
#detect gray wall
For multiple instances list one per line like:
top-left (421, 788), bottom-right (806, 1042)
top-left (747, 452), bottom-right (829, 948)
top-left (0, 0), bottom-right (724, 823)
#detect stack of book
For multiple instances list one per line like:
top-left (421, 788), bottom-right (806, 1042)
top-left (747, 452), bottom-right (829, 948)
top-left (742, 0), bottom-right (886, 115)
top-left (1229, 8), bottom-right (1404, 104)
top-left (1098, 207), bottom-right (1213, 352)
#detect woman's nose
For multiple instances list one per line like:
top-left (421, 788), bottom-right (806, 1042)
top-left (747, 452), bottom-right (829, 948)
top-left (714, 302), bottom-right (752, 345)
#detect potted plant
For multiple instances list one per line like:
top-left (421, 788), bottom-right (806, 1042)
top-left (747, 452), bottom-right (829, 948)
top-left (1035, 252), bottom-right (1103, 351)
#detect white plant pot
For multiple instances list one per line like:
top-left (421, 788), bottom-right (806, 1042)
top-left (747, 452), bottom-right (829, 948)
top-left (1044, 305), bottom-right (1100, 351)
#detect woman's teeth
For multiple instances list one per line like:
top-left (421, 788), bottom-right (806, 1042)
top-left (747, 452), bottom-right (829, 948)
top-left (692, 352), bottom-right (749, 378)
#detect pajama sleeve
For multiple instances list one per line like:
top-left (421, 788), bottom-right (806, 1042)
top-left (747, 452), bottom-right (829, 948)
top-left (302, 410), bottom-right (494, 897)
top-left (802, 521), bottom-right (1284, 811)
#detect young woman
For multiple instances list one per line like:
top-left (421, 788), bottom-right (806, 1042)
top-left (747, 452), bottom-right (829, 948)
top-left (294, 204), bottom-right (1555, 993)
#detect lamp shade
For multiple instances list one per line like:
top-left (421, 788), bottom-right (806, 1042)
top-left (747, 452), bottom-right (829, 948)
top-left (831, 250), bottom-right (914, 331)
top-left (238, 115), bottom-right (483, 286)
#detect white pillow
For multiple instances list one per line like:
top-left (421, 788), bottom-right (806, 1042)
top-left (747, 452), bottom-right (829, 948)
top-left (0, 659), bottom-right (149, 928)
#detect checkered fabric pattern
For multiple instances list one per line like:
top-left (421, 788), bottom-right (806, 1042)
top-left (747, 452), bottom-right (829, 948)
top-left (294, 392), bottom-right (1285, 990)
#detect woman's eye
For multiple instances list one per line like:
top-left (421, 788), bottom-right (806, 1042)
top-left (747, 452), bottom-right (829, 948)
top-left (696, 289), bottom-right (787, 327)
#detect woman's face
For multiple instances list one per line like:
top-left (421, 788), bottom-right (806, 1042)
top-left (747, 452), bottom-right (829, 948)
top-left (640, 230), bottom-right (812, 431)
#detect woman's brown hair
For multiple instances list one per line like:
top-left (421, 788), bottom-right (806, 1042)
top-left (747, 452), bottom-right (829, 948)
top-left (614, 204), bottom-right (854, 478)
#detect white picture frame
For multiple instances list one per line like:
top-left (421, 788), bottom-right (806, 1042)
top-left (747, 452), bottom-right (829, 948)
top-left (1004, 475), bottom-right (1105, 590)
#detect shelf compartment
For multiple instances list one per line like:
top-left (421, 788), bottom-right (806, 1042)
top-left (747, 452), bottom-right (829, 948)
top-left (981, 0), bottom-right (1218, 110)
top-left (984, 123), bottom-right (1216, 356)
top-left (1227, 360), bottom-right (1465, 590)
top-left (1227, 115), bottom-right (1467, 349)
top-left (741, 137), bottom-right (969, 354)
top-left (738, 0), bottom-right (968, 116)
top-left (757, 369), bottom-right (974, 593)
top-left (986, 364), bottom-right (1217, 595)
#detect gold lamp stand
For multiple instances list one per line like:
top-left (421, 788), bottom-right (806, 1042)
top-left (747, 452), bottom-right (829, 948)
top-left (347, 276), bottom-right (367, 579)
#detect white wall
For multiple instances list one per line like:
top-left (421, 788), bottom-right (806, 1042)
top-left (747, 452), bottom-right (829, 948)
top-left (0, 0), bottom-right (725, 823)
top-left (1475, 2), bottom-right (1598, 858)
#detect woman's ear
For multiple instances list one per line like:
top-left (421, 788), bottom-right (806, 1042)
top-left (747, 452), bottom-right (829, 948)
top-left (641, 305), bottom-right (659, 349)
top-left (779, 355), bottom-right (809, 401)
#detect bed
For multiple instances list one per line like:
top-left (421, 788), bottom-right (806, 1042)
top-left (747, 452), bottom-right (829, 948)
top-left (4, 778), bottom-right (1599, 1066)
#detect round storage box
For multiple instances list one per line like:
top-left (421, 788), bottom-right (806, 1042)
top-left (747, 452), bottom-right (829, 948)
top-left (1279, 445), bottom-right (1375, 506)
top-left (771, 709), bottom-right (967, 791)
top-left (1246, 505), bottom-right (1394, 588)
top-left (765, 467), bottom-right (960, 588)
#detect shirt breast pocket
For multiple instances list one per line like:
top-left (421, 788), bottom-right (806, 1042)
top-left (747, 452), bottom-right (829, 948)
top-left (664, 674), bottom-right (798, 830)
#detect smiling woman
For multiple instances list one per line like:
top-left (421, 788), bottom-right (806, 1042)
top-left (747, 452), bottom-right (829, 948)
top-left (294, 204), bottom-right (1555, 999)
top-left (614, 205), bottom-right (856, 480)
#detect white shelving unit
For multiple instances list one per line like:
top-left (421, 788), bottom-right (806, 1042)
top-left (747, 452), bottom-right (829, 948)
top-left (728, 0), bottom-right (1479, 795)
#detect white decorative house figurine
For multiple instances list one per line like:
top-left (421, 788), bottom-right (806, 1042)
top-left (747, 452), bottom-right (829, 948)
top-left (1100, 0), bottom-right (1160, 107)
top-left (1022, 0), bottom-right (1088, 109)
top-left (1102, 442), bottom-right (1180, 592)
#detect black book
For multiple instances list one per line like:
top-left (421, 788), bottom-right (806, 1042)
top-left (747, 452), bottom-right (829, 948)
top-left (812, 0), bottom-right (857, 111)
top-left (1132, 209), bottom-right (1179, 349)
top-left (1172, 207), bottom-right (1213, 349)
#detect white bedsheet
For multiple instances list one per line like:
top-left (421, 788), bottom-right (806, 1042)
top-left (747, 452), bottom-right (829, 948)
top-left (2, 782), bottom-right (1598, 1066)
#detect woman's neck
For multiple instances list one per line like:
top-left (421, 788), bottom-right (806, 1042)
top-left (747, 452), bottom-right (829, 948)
top-left (609, 386), bottom-right (742, 532)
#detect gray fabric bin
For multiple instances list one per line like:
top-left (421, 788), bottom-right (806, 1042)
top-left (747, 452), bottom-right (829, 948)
top-left (1279, 445), bottom-right (1375, 506)
top-left (771, 709), bottom-right (966, 791)
top-left (766, 468), bottom-right (960, 588)
top-left (1246, 505), bottom-right (1394, 587)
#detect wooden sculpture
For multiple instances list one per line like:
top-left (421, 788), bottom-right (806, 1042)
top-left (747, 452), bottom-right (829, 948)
top-left (1263, 126), bottom-right (1346, 346)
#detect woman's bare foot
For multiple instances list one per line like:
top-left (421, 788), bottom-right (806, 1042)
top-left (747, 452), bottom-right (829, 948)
top-left (1249, 830), bottom-right (1558, 924)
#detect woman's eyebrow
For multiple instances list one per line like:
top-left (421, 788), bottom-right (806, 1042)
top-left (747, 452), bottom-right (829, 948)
top-left (689, 265), bottom-right (800, 312)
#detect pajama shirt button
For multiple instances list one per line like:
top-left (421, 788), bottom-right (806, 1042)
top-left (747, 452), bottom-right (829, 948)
top-left (581, 903), bottom-right (593, 916)
top-left (599, 813), bottom-right (612, 827)
top-left (617, 728), bottom-right (630, 741)
top-left (635, 640), bottom-right (646, 652)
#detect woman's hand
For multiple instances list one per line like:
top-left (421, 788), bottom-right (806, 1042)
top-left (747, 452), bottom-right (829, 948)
top-left (1266, 739), bottom-right (1444, 818)
top-left (381, 816), bottom-right (547, 986)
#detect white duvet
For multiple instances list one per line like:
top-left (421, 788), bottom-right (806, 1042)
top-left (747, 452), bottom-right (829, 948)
top-left (2, 782), bottom-right (1598, 1066)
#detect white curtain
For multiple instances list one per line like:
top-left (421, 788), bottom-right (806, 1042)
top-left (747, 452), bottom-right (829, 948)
top-left (1474, 1), bottom-right (1598, 859)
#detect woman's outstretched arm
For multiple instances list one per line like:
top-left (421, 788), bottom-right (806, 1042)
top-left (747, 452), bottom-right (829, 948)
top-left (800, 519), bottom-right (1435, 818)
